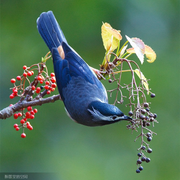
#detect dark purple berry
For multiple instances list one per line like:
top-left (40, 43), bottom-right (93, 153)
top-left (141, 146), bottom-right (146, 150)
top-left (153, 113), bottom-right (157, 118)
top-left (147, 148), bottom-right (152, 153)
top-left (141, 157), bottom-right (146, 161)
top-left (151, 93), bottom-right (156, 98)
top-left (136, 169), bottom-right (141, 173)
top-left (139, 114), bottom-right (145, 120)
top-left (137, 159), bottom-right (142, 164)
top-left (141, 109), bottom-right (146, 114)
top-left (146, 132), bottom-right (151, 137)
top-left (128, 111), bottom-right (133, 116)
top-left (146, 157), bottom-right (151, 163)
top-left (147, 137), bottom-right (152, 142)
top-left (149, 113), bottom-right (154, 117)
top-left (139, 166), bottom-right (143, 171)
top-left (108, 79), bottom-right (113, 83)
top-left (40, 86), bottom-right (44, 89)
top-left (149, 117), bottom-right (154, 122)
top-left (146, 122), bottom-right (150, 126)
top-left (146, 108), bottom-right (150, 112)
top-left (137, 153), bottom-right (142, 157)
top-left (144, 102), bottom-right (149, 107)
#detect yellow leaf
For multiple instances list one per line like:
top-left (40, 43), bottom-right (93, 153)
top-left (127, 44), bottom-right (156, 64)
top-left (134, 69), bottom-right (149, 94)
top-left (126, 36), bottom-right (145, 64)
top-left (126, 47), bottom-right (135, 54)
top-left (145, 45), bottom-right (156, 63)
top-left (101, 23), bottom-right (122, 51)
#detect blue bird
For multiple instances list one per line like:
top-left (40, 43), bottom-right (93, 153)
top-left (37, 11), bottom-right (131, 126)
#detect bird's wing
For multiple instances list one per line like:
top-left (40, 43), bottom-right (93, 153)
top-left (62, 42), bottom-right (103, 86)
top-left (52, 47), bottom-right (106, 101)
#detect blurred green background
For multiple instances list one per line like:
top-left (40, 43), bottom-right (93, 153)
top-left (0, 0), bottom-right (179, 180)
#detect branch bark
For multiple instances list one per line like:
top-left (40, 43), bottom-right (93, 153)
top-left (0, 94), bottom-right (61, 119)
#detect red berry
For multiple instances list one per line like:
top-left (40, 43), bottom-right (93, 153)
top-left (16, 76), bottom-right (21, 81)
top-left (10, 78), bottom-right (16, 83)
top-left (36, 87), bottom-right (41, 93)
top-left (50, 72), bottom-right (55, 77)
top-left (23, 65), bottom-right (27, 70)
top-left (10, 94), bottom-right (15, 99)
top-left (13, 113), bottom-right (18, 119)
top-left (25, 112), bottom-right (30, 118)
top-left (37, 76), bottom-right (42, 81)
top-left (18, 112), bottom-right (22, 117)
top-left (13, 88), bottom-right (18, 94)
top-left (27, 125), bottom-right (33, 130)
top-left (45, 81), bottom-right (50, 85)
top-left (30, 110), bottom-right (35, 115)
top-left (44, 85), bottom-right (49, 90)
top-left (12, 88), bottom-right (18, 97)
top-left (31, 85), bottom-right (36, 90)
top-left (31, 71), bottom-right (34, 75)
top-left (27, 106), bottom-right (32, 111)
top-left (51, 83), bottom-right (57, 88)
top-left (27, 71), bottom-right (32, 76)
top-left (21, 133), bottom-right (26, 138)
top-left (13, 93), bottom-right (17, 97)
top-left (23, 72), bottom-right (27, 77)
top-left (26, 122), bottom-right (30, 126)
top-left (14, 124), bottom-right (19, 128)
top-left (36, 87), bottom-right (41, 91)
top-left (36, 90), bottom-right (40, 94)
top-left (33, 109), bottom-right (38, 113)
top-left (51, 77), bottom-right (56, 83)
top-left (30, 114), bottom-right (35, 119)
top-left (20, 119), bottom-right (25, 124)
top-left (39, 80), bottom-right (44, 84)
top-left (13, 91), bottom-right (18, 96)
top-left (15, 127), bottom-right (20, 131)
top-left (50, 88), bottom-right (55, 92)
top-left (46, 90), bottom-right (51, 94)
top-left (9, 104), bottom-right (13, 107)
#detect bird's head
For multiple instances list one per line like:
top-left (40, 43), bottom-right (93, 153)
top-left (88, 101), bottom-right (132, 126)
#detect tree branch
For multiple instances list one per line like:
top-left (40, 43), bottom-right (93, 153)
top-left (0, 94), bottom-right (61, 119)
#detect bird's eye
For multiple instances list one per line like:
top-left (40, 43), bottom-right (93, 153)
top-left (112, 115), bottom-right (117, 120)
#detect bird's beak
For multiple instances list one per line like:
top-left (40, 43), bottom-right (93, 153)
top-left (122, 115), bottom-right (132, 121)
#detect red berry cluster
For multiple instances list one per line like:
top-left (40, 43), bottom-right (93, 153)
top-left (13, 106), bottom-right (37, 138)
top-left (10, 63), bottom-right (57, 99)
top-left (9, 61), bottom-right (57, 138)
top-left (33, 73), bottom-right (56, 95)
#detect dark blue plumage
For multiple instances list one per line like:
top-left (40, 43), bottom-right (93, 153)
top-left (37, 11), bottom-right (131, 126)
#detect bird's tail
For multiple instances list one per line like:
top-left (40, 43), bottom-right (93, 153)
top-left (37, 11), bottom-right (67, 51)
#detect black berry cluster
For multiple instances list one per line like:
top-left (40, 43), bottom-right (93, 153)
top-left (106, 55), bottom-right (158, 173)
top-left (127, 98), bottom-right (158, 173)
